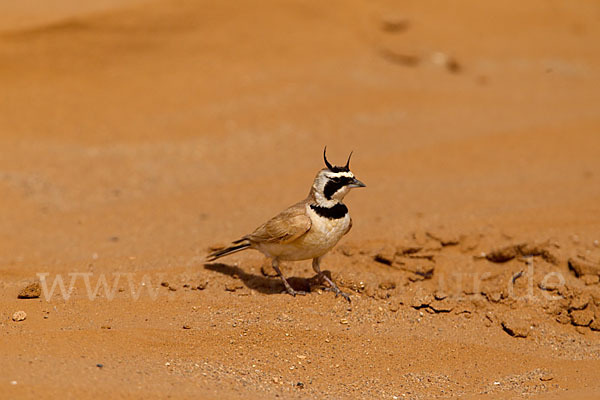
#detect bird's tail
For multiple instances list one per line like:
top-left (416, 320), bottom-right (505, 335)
top-left (206, 240), bottom-right (251, 262)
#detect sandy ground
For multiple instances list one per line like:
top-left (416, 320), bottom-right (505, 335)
top-left (2, 0), bottom-right (600, 398)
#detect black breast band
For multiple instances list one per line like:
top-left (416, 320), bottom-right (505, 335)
top-left (310, 203), bottom-right (348, 219)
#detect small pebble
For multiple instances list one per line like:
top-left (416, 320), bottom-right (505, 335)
top-left (225, 283), bottom-right (243, 292)
top-left (12, 311), bottom-right (27, 322)
top-left (433, 290), bottom-right (448, 300)
top-left (539, 373), bottom-right (553, 382)
top-left (378, 281), bottom-right (396, 290)
top-left (430, 51), bottom-right (461, 73)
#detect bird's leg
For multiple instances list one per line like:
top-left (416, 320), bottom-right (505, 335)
top-left (272, 259), bottom-right (306, 297)
top-left (312, 257), bottom-right (351, 302)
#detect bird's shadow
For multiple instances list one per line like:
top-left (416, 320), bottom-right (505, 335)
top-left (204, 263), bottom-right (330, 295)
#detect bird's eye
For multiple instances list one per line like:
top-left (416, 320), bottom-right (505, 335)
top-left (329, 176), bottom-right (352, 185)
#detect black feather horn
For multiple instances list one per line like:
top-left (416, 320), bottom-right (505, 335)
top-left (323, 146), bottom-right (334, 170)
top-left (344, 151), bottom-right (353, 171)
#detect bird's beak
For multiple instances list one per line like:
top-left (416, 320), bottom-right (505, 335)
top-left (349, 178), bottom-right (366, 188)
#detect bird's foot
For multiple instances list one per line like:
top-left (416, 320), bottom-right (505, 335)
top-left (274, 264), bottom-right (307, 298)
top-left (280, 277), bottom-right (307, 297)
top-left (320, 274), bottom-right (351, 303)
top-left (323, 286), bottom-right (351, 302)
top-left (337, 290), bottom-right (352, 303)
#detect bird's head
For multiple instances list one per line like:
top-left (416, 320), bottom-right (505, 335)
top-left (312, 147), bottom-right (366, 205)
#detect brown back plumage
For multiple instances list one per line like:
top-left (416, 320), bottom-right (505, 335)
top-left (242, 198), bottom-right (312, 244)
top-left (207, 195), bottom-right (314, 261)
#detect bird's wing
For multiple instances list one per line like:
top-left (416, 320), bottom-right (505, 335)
top-left (245, 201), bottom-right (312, 244)
top-left (344, 217), bottom-right (353, 235)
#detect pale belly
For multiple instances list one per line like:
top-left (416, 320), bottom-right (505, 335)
top-left (257, 212), bottom-right (351, 261)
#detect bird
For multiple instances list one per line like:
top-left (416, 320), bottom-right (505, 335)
top-left (207, 147), bottom-right (366, 302)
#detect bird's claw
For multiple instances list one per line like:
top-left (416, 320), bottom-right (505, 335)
top-left (336, 291), bottom-right (352, 303)
top-left (319, 274), bottom-right (351, 303)
top-left (331, 288), bottom-right (351, 303)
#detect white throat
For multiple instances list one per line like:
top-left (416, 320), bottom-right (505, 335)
top-left (313, 189), bottom-right (340, 208)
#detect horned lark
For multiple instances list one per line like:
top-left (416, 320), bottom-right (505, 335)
top-left (207, 147), bottom-right (365, 301)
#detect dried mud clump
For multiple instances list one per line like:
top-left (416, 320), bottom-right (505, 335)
top-left (18, 282), bottom-right (41, 299)
top-left (570, 308), bottom-right (594, 326)
top-left (538, 276), bottom-right (564, 292)
top-left (485, 243), bottom-right (558, 265)
top-left (547, 285), bottom-right (600, 332)
top-left (568, 256), bottom-right (600, 278)
top-left (564, 293), bottom-right (598, 327)
top-left (501, 316), bottom-right (530, 338)
top-left (408, 290), bottom-right (433, 309)
top-left (581, 275), bottom-right (600, 285)
top-left (426, 230), bottom-right (461, 247)
top-left (591, 317), bottom-right (600, 331)
top-left (429, 299), bottom-right (456, 313)
top-left (399, 259), bottom-right (435, 281)
top-left (402, 289), bottom-right (456, 314)
top-left (367, 233), bottom-right (600, 336)
top-left (373, 243), bottom-right (435, 281)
